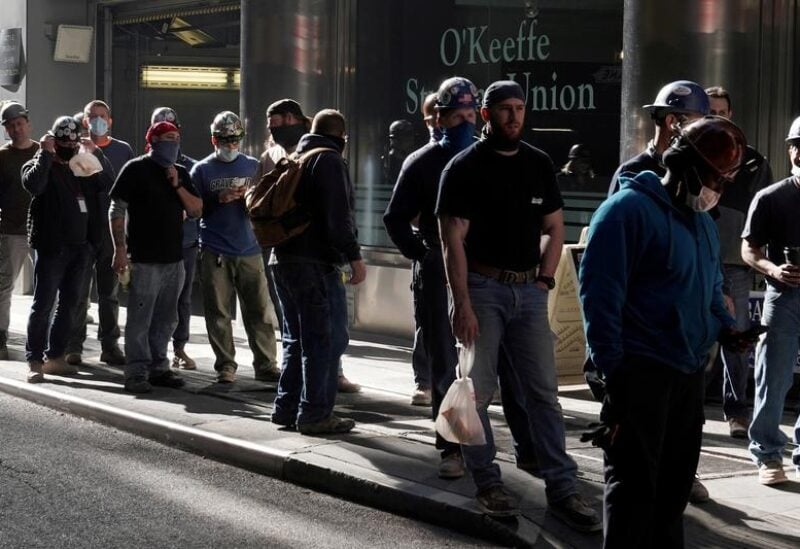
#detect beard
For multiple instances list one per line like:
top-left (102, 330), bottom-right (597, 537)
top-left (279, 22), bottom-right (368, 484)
top-left (483, 119), bottom-right (522, 151)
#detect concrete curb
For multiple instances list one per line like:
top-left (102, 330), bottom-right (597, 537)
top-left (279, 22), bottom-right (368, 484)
top-left (0, 376), bottom-right (552, 548)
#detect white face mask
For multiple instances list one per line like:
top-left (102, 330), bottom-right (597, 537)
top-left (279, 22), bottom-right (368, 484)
top-left (215, 147), bottom-right (239, 162)
top-left (686, 185), bottom-right (721, 212)
top-left (791, 164), bottom-right (800, 177)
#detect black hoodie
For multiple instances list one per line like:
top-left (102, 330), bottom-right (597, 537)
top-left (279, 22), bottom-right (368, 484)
top-left (274, 133), bottom-right (361, 265)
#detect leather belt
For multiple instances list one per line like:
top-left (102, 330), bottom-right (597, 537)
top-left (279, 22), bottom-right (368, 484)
top-left (468, 260), bottom-right (537, 284)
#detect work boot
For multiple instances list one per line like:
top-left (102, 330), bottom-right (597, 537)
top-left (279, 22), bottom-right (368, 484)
top-left (548, 493), bottom-right (602, 532)
top-left (337, 374), bottom-right (361, 393)
top-left (42, 356), bottom-right (79, 375)
top-left (410, 385), bottom-right (432, 406)
top-left (27, 361), bottom-right (44, 383)
top-left (476, 486), bottom-right (519, 517)
top-left (689, 476), bottom-right (710, 503)
top-left (728, 417), bottom-right (749, 439)
top-left (217, 365), bottom-right (236, 384)
top-left (254, 365), bottom-right (281, 382)
top-left (298, 415), bottom-right (355, 435)
top-left (149, 370), bottom-right (185, 389)
top-left (0, 330), bottom-right (9, 360)
top-left (758, 461), bottom-right (788, 485)
top-left (438, 452), bottom-right (465, 479)
top-left (65, 352), bottom-right (82, 366)
top-left (172, 348), bottom-right (196, 370)
top-left (100, 345), bottom-right (126, 366)
top-left (124, 378), bottom-right (152, 394)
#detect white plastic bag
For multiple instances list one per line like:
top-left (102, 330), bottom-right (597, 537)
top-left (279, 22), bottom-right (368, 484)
top-left (435, 345), bottom-right (486, 446)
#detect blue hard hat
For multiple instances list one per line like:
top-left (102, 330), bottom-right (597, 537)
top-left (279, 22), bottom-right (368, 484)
top-left (435, 77), bottom-right (479, 111)
top-left (643, 80), bottom-right (709, 116)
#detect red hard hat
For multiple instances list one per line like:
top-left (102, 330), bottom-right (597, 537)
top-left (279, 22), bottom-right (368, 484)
top-left (680, 115), bottom-right (746, 179)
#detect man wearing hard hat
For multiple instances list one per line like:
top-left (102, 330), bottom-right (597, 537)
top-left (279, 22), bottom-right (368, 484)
top-left (0, 101), bottom-right (38, 360)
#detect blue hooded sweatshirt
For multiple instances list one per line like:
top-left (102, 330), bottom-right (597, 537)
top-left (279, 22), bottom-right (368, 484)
top-left (579, 170), bottom-right (735, 378)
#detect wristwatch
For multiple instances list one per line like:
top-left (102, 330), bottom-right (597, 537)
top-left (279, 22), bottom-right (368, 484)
top-left (535, 275), bottom-right (556, 290)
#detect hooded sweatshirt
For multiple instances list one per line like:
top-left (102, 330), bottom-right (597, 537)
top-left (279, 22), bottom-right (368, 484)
top-left (579, 170), bottom-right (735, 378)
top-left (273, 133), bottom-right (361, 265)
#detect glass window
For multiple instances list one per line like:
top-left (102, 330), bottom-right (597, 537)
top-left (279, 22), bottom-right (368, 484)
top-left (350, 0), bottom-right (623, 246)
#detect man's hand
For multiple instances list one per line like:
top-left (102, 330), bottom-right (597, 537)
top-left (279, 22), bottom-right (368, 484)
top-left (112, 246), bottom-right (128, 274)
top-left (219, 186), bottom-right (246, 203)
top-left (452, 301), bottom-right (479, 345)
top-left (80, 137), bottom-right (97, 154)
top-left (768, 263), bottom-right (800, 287)
top-left (41, 135), bottom-right (55, 154)
top-left (166, 166), bottom-right (180, 189)
top-left (348, 259), bottom-right (367, 285)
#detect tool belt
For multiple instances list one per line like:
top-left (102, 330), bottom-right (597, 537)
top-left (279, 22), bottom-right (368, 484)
top-left (468, 260), bottom-right (537, 284)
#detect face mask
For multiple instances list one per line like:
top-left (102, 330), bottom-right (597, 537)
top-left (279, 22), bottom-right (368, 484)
top-left (686, 185), bottom-right (721, 212)
top-left (440, 121), bottom-right (476, 152)
top-left (89, 117), bottom-right (109, 137)
top-left (792, 164), bottom-right (800, 178)
top-left (429, 125), bottom-right (443, 143)
top-left (150, 140), bottom-right (180, 167)
top-left (55, 144), bottom-right (77, 161)
top-left (270, 123), bottom-right (306, 149)
top-left (215, 147), bottom-right (239, 162)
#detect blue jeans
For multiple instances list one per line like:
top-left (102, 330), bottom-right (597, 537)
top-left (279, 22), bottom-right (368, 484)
top-left (124, 262), bottom-right (184, 382)
top-left (272, 262), bottom-right (347, 425)
top-left (67, 243), bottom-right (121, 353)
top-left (720, 265), bottom-right (753, 419)
top-left (172, 245), bottom-right (198, 350)
top-left (749, 285), bottom-right (800, 467)
top-left (461, 273), bottom-right (577, 501)
top-left (411, 258), bottom-right (431, 388)
top-left (418, 250), bottom-right (461, 454)
top-left (26, 244), bottom-right (92, 362)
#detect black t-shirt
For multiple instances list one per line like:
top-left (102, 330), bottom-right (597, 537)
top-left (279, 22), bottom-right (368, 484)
top-left (742, 176), bottom-right (800, 290)
top-left (109, 155), bottom-right (197, 263)
top-left (436, 139), bottom-right (563, 271)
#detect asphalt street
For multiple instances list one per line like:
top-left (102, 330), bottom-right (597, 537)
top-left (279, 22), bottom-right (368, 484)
top-left (0, 392), bottom-right (496, 549)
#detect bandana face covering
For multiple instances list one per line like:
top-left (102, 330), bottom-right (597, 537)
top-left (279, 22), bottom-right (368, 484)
top-left (150, 140), bottom-right (180, 167)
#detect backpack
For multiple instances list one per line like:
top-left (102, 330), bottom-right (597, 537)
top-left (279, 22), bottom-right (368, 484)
top-left (246, 147), bottom-right (335, 247)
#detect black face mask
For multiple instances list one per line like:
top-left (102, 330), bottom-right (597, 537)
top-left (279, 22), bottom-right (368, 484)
top-left (270, 123), bottom-right (306, 149)
top-left (55, 144), bottom-right (77, 161)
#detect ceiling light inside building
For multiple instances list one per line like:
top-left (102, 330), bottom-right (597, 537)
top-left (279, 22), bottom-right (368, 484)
top-left (140, 65), bottom-right (240, 90)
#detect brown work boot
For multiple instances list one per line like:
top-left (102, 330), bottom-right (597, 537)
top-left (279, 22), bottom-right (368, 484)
top-left (217, 365), bottom-right (236, 384)
top-left (172, 348), bottom-right (196, 370)
top-left (337, 374), bottom-right (361, 393)
top-left (27, 361), bottom-right (44, 383)
top-left (42, 356), bottom-right (79, 376)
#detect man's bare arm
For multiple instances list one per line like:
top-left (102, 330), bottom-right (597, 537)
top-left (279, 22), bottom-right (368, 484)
top-left (439, 214), bottom-right (478, 345)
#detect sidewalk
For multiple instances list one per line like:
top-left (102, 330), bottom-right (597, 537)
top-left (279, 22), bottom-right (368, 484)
top-left (2, 294), bottom-right (799, 548)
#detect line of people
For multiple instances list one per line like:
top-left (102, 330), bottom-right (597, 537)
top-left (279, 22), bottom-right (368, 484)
top-left (0, 99), bottom-right (363, 435)
top-left (4, 76), bottom-right (798, 546)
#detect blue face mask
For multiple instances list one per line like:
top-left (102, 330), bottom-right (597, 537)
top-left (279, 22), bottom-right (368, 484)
top-left (215, 147), bottom-right (239, 162)
top-left (150, 140), bottom-right (180, 167)
top-left (440, 121), bottom-right (475, 152)
top-left (89, 117), bottom-right (109, 137)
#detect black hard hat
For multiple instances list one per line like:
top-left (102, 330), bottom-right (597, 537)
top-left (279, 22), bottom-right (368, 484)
top-left (643, 80), bottom-right (710, 116)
